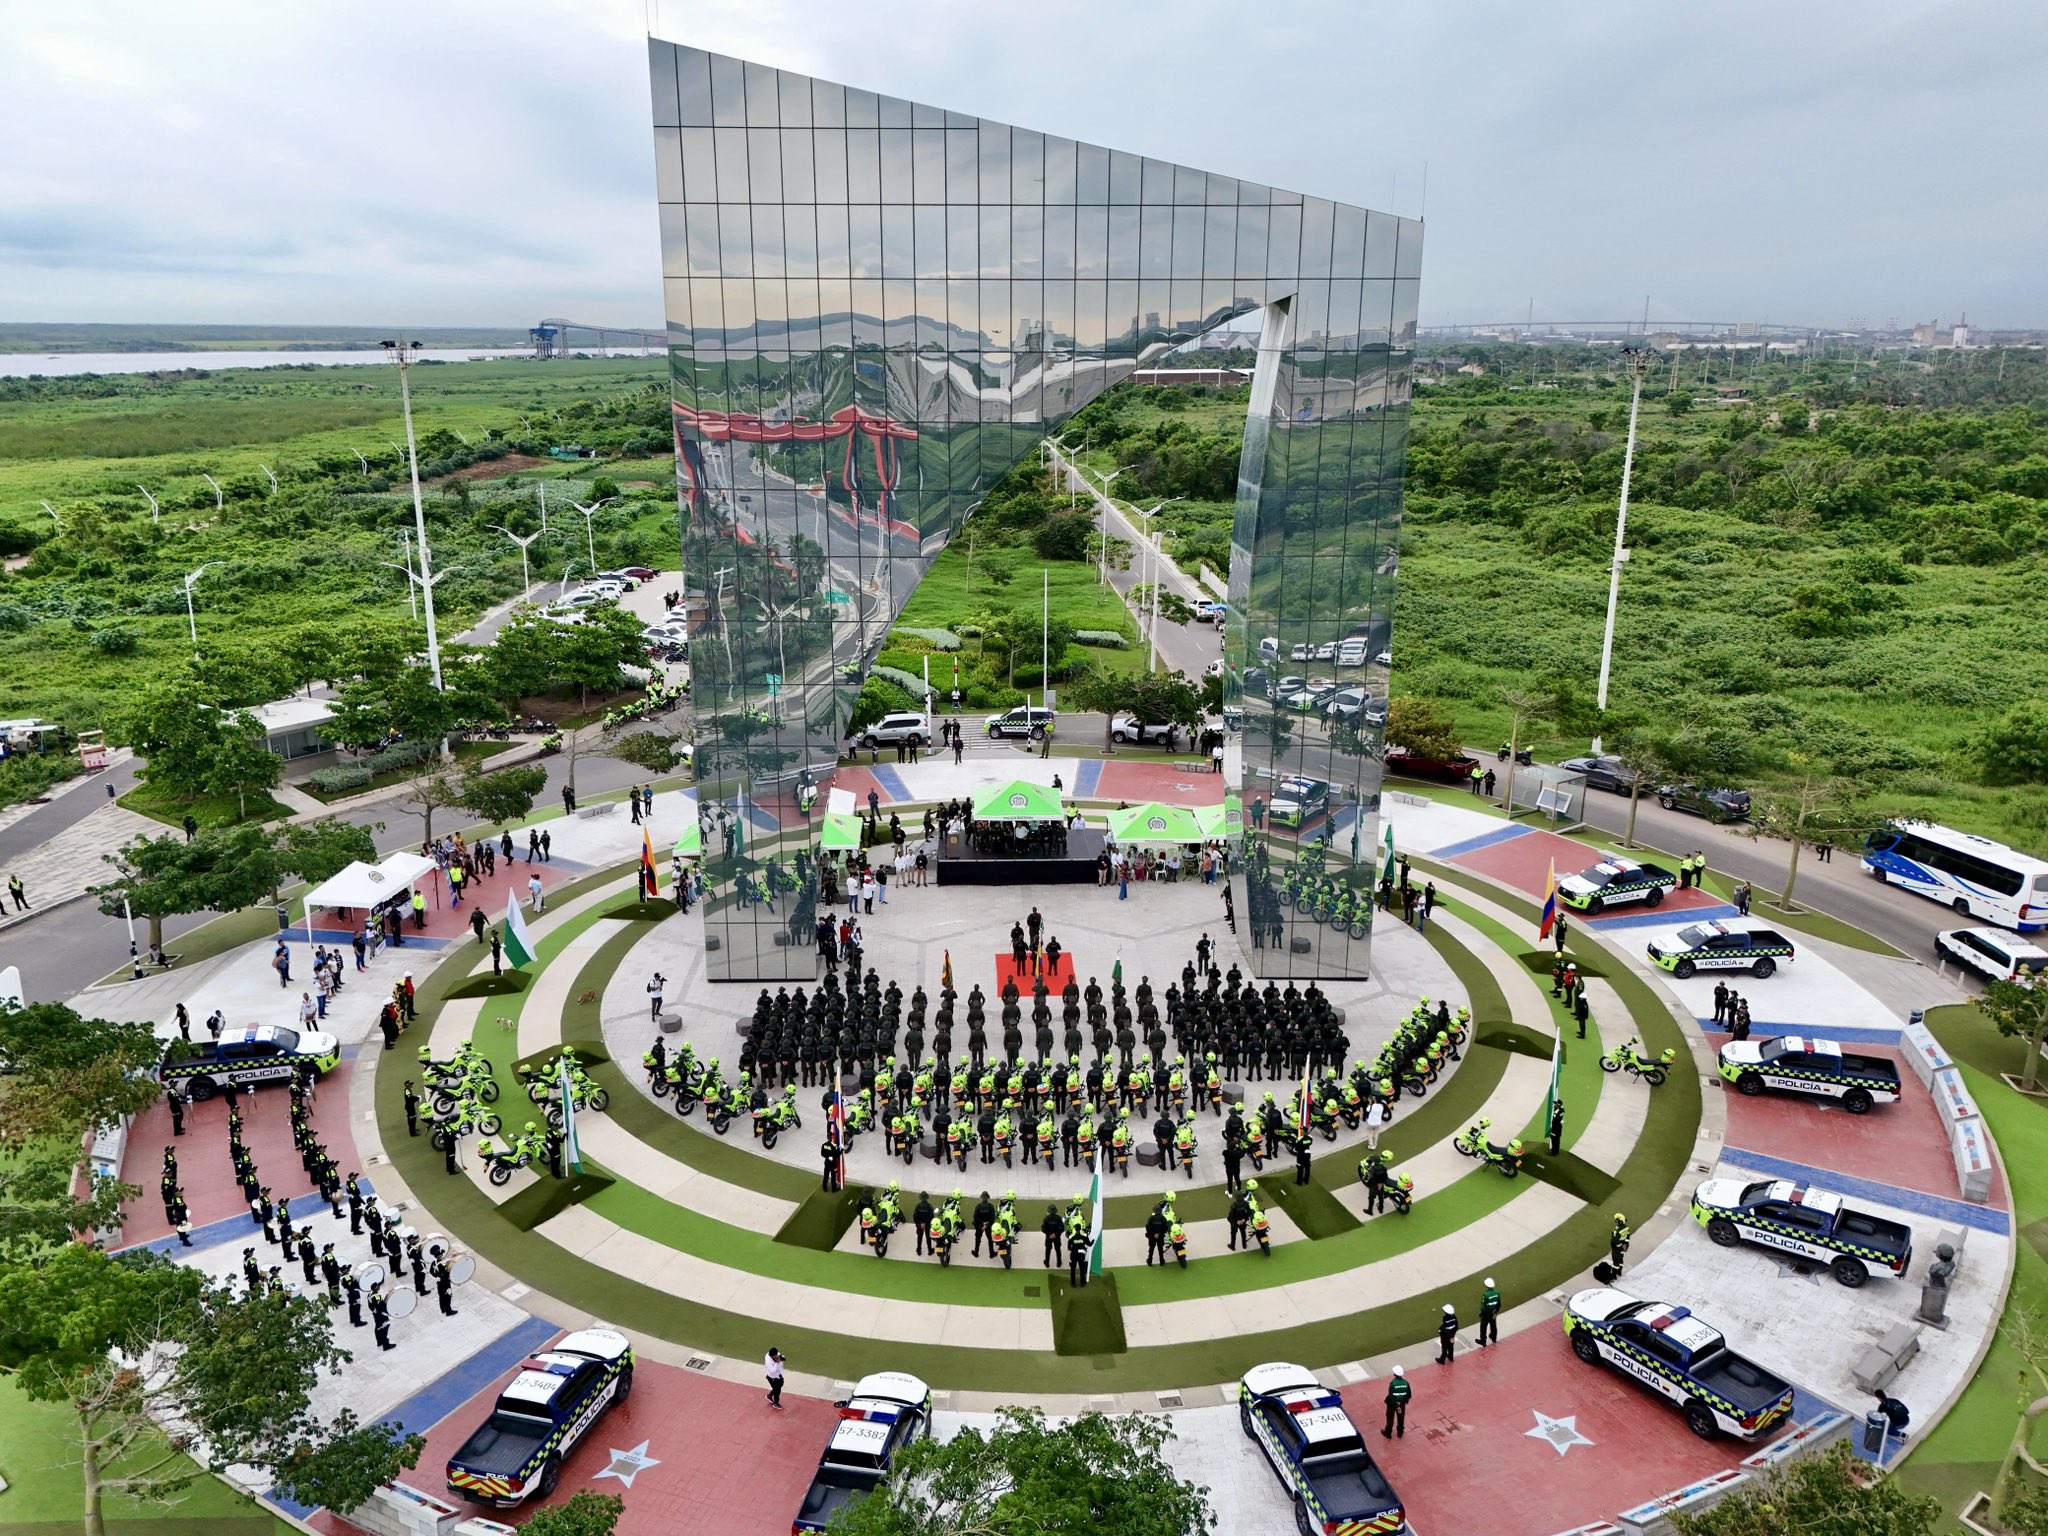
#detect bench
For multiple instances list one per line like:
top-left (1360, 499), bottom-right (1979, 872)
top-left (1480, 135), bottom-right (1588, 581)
top-left (1851, 1322), bottom-right (1921, 1393)
top-left (575, 802), bottom-right (617, 820)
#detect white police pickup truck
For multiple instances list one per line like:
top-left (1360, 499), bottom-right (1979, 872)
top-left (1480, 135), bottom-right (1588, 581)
top-left (1563, 1290), bottom-right (1794, 1441)
top-left (1238, 1362), bottom-right (1409, 1536)
top-left (1691, 1177), bottom-right (1913, 1288)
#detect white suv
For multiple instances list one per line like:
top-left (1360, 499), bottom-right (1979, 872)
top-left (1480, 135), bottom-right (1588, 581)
top-left (1936, 927), bottom-right (2048, 984)
top-left (1110, 714), bottom-right (1177, 745)
top-left (861, 711), bottom-right (929, 749)
top-left (984, 705), bottom-right (1056, 740)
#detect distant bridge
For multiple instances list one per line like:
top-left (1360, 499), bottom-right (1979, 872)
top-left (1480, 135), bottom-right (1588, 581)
top-left (529, 318), bottom-right (670, 357)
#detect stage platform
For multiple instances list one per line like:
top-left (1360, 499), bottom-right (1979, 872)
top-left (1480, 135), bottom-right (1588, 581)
top-left (936, 829), bottom-right (1104, 887)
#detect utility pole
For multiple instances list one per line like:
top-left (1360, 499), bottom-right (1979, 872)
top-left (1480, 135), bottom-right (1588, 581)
top-left (381, 341), bottom-right (447, 704)
top-left (1592, 346), bottom-right (1653, 753)
top-left (201, 473), bottom-right (223, 511)
top-left (135, 485), bottom-right (159, 524)
top-left (489, 524), bottom-right (543, 602)
top-left (569, 497), bottom-right (618, 577)
top-left (182, 562), bottom-right (223, 660)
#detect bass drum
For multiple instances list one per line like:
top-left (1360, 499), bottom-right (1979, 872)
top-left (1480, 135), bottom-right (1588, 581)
top-left (385, 1284), bottom-right (418, 1319)
top-left (446, 1250), bottom-right (477, 1286)
top-left (358, 1260), bottom-right (389, 1291)
top-left (424, 1233), bottom-right (451, 1262)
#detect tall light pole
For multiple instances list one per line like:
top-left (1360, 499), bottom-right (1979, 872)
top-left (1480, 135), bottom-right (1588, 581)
top-left (377, 530), bottom-right (420, 621)
top-left (489, 523), bottom-right (542, 601)
top-left (182, 561), bottom-right (223, 659)
top-left (1133, 502), bottom-right (1166, 672)
top-left (135, 485), bottom-right (159, 524)
top-left (39, 502), bottom-right (61, 530)
top-left (1093, 464), bottom-right (1133, 588)
top-left (382, 340), bottom-right (446, 693)
top-left (258, 463), bottom-right (278, 493)
top-left (352, 449), bottom-right (369, 474)
top-left (568, 496), bottom-right (618, 576)
top-left (1591, 346), bottom-right (1653, 754)
top-left (200, 473), bottom-right (223, 511)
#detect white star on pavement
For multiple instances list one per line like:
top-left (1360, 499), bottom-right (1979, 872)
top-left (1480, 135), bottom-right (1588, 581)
top-left (592, 1440), bottom-right (660, 1489)
top-left (1525, 1409), bottom-right (1595, 1457)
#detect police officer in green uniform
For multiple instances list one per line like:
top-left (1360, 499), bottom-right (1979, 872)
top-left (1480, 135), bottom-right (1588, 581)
top-left (1382, 1366), bottom-right (1409, 1437)
top-left (1610, 1212), bottom-right (1631, 1275)
top-left (1478, 1277), bottom-right (1501, 1347)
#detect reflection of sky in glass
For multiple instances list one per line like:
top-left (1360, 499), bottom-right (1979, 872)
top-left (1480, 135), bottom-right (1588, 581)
top-left (652, 39), bottom-right (1420, 980)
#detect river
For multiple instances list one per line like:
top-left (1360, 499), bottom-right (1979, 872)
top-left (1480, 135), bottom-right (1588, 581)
top-left (0, 347), bottom-right (663, 378)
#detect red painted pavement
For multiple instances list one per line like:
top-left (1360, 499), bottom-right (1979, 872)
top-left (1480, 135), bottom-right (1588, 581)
top-left (1352, 1324), bottom-right (1758, 1536)
top-left (407, 1355), bottom-right (836, 1536)
top-left (1707, 1034), bottom-right (2002, 1204)
top-left (1093, 759), bottom-right (1226, 805)
top-left (118, 1055), bottom-right (370, 1245)
top-left (993, 951), bottom-right (1075, 994)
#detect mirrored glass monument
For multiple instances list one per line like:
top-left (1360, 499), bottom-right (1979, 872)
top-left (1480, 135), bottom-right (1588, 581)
top-left (649, 39), bottom-right (1420, 981)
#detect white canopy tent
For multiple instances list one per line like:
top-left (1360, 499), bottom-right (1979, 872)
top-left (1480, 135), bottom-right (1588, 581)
top-left (301, 851), bottom-right (439, 944)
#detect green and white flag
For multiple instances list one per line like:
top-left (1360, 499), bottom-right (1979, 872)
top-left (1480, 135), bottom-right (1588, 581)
top-left (1543, 1033), bottom-right (1565, 1137)
top-left (1086, 1146), bottom-right (1105, 1277)
top-left (1380, 819), bottom-right (1397, 885)
top-left (1110, 949), bottom-right (1123, 987)
top-left (503, 890), bottom-right (537, 970)
top-left (558, 1054), bottom-right (584, 1175)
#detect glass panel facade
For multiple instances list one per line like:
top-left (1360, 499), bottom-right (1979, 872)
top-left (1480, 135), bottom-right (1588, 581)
top-left (649, 39), bottom-right (1420, 981)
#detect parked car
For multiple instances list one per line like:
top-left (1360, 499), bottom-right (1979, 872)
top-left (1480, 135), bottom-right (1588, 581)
top-left (1383, 744), bottom-right (1479, 785)
top-left (792, 1372), bottom-right (932, 1532)
top-left (1335, 641), bottom-right (1369, 667)
top-left (1195, 600), bottom-right (1228, 624)
top-left (1323, 686), bottom-right (1374, 722)
top-left (1691, 1177), bottom-right (1912, 1286)
top-left (1935, 926), bottom-right (2048, 983)
top-left (553, 590), bottom-right (607, 610)
top-left (1237, 1362), bottom-right (1408, 1536)
top-left (984, 705), bottom-right (1056, 740)
top-left (1657, 783), bottom-right (1752, 820)
top-left (1561, 755), bottom-right (1643, 794)
top-left (445, 1329), bottom-right (635, 1506)
top-left (1290, 642), bottom-right (1313, 662)
top-left (1563, 1290), bottom-right (1793, 1440)
top-left (1110, 714), bottom-right (1177, 746)
top-left (1716, 1035), bottom-right (1901, 1113)
top-left (1241, 667), bottom-right (1270, 700)
top-left (593, 570), bottom-right (640, 590)
top-left (1269, 778), bottom-right (1329, 830)
top-left (861, 712), bottom-right (929, 750)
top-left (1373, 649), bottom-right (1392, 667)
top-left (1313, 641), bottom-right (1337, 661)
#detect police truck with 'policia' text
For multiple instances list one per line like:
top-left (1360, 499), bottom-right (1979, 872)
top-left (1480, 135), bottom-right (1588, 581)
top-left (1691, 1178), bottom-right (1912, 1288)
top-left (1716, 1035), bottom-right (1902, 1114)
top-left (1646, 920), bottom-right (1795, 979)
top-left (1238, 1362), bottom-right (1409, 1535)
top-left (445, 1329), bottom-right (634, 1506)
top-left (1563, 1290), bottom-right (1794, 1440)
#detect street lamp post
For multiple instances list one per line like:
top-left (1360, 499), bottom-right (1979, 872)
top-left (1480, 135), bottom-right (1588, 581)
top-left (381, 341), bottom-right (446, 693)
top-left (39, 502), bottom-right (61, 531)
top-left (135, 485), bottom-right (159, 524)
top-left (182, 561), bottom-right (223, 659)
top-left (1591, 347), bottom-right (1653, 754)
top-left (1092, 464), bottom-right (1133, 587)
top-left (568, 497), bottom-right (618, 577)
top-left (258, 463), bottom-right (278, 493)
top-left (1133, 502), bottom-right (1166, 672)
top-left (201, 473), bottom-right (223, 511)
top-left (489, 525), bottom-right (543, 602)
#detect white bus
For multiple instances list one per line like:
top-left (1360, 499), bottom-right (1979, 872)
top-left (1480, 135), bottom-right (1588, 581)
top-left (1863, 820), bottom-right (2048, 932)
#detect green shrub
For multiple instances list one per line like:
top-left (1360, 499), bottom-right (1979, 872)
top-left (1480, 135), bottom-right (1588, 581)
top-left (897, 627), bottom-right (962, 651)
top-left (1072, 630), bottom-right (1129, 648)
top-left (871, 664), bottom-right (927, 697)
top-left (90, 626), bottom-right (140, 655)
top-left (308, 765), bottom-right (373, 793)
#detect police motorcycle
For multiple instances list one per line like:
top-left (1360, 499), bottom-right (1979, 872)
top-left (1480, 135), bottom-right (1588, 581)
top-left (1243, 1181), bottom-right (1273, 1254)
top-left (1600, 1036), bottom-right (1676, 1087)
top-left (670, 1056), bottom-right (722, 1119)
top-left (428, 1063), bottom-right (500, 1117)
top-left (752, 1084), bottom-right (803, 1149)
top-left (1497, 742), bottom-right (1534, 765)
top-left (1385, 1172), bottom-right (1415, 1213)
top-left (1453, 1117), bottom-right (1523, 1178)
top-left (418, 1044), bottom-right (497, 1103)
top-left (705, 1077), bottom-right (748, 1135)
top-left (429, 1094), bottom-right (502, 1152)
top-left (643, 1042), bottom-right (697, 1099)
top-left (479, 1122), bottom-right (551, 1185)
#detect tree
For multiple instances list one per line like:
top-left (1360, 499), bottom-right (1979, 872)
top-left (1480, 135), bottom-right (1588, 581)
top-left (1977, 700), bottom-right (2048, 786)
top-left (1385, 696), bottom-right (1462, 761)
top-left (611, 726), bottom-right (692, 776)
top-left (1605, 725), bottom-right (1671, 850)
top-left (199, 710), bottom-right (283, 820)
top-left (829, 1408), bottom-right (1212, 1536)
top-left (1743, 740), bottom-right (1882, 911)
top-left (1668, 1444), bottom-right (1935, 1536)
top-left (457, 763), bottom-right (548, 830)
top-left (1984, 979), bottom-right (2048, 1094)
top-left (396, 765), bottom-right (464, 845)
top-left (0, 1002), bottom-right (162, 1147)
top-left (0, 1245), bottom-right (422, 1536)
top-left (274, 816), bottom-right (380, 886)
top-left (514, 1490), bottom-right (624, 1536)
top-left (0, 1139), bottom-right (133, 1261)
top-left (1496, 686), bottom-right (1554, 813)
top-left (91, 826), bottom-right (282, 951)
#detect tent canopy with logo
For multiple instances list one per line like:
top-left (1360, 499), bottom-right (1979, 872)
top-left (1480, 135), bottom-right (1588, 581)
top-left (300, 850), bottom-right (439, 944)
top-left (1106, 801), bottom-right (1204, 847)
top-left (972, 780), bottom-right (1066, 822)
top-left (1192, 795), bottom-right (1244, 843)
top-left (819, 810), bottom-right (866, 852)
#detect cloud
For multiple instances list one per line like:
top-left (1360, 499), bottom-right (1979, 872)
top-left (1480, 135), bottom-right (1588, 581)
top-left (0, 0), bottom-right (2042, 326)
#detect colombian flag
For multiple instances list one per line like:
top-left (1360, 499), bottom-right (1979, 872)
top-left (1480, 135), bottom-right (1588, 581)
top-left (1538, 857), bottom-right (1559, 940)
top-left (640, 826), bottom-right (658, 898)
top-left (941, 949), bottom-right (954, 994)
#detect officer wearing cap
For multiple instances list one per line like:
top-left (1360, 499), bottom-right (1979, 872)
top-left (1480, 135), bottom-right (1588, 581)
top-left (1437, 1301), bottom-right (1459, 1363)
top-left (1382, 1366), bottom-right (1410, 1438)
top-left (1479, 1277), bottom-right (1501, 1346)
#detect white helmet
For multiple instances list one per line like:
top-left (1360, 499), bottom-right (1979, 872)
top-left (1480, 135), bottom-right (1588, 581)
top-left (1485, 1276), bottom-right (1496, 1287)
top-left (1443, 1303), bottom-right (1455, 1314)
top-left (1391, 1365), bottom-right (1405, 1377)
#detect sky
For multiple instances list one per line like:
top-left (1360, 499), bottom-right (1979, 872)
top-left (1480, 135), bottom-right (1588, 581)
top-left (3, 0), bottom-right (2043, 332)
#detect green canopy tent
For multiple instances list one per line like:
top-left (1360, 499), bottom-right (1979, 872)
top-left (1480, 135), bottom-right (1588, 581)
top-left (1192, 795), bottom-right (1244, 843)
top-left (972, 780), bottom-right (1067, 822)
top-left (1106, 801), bottom-right (1205, 847)
top-left (819, 811), bottom-right (866, 852)
top-left (671, 824), bottom-right (702, 858)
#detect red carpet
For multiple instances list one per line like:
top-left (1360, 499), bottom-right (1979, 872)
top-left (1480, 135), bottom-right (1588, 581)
top-left (993, 952), bottom-right (1075, 994)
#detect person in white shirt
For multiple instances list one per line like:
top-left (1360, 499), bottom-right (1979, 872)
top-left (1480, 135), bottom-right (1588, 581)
top-left (647, 972), bottom-right (667, 1021)
top-left (765, 1347), bottom-right (786, 1408)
